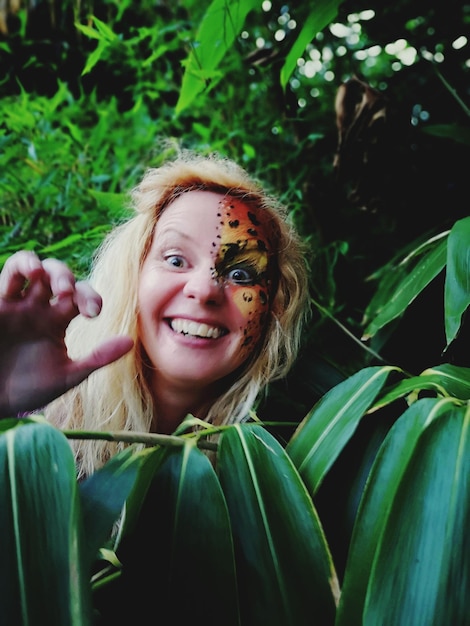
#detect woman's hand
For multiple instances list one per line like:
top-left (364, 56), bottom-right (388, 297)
top-left (0, 251), bottom-right (133, 418)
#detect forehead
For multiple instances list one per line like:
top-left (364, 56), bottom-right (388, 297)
top-left (217, 196), bottom-right (268, 242)
top-left (155, 190), bottom-right (273, 244)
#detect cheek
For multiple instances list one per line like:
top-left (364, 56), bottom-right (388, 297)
top-left (137, 271), bottom-right (165, 332)
top-left (231, 286), bottom-right (270, 349)
top-left (137, 276), bottom-right (152, 318)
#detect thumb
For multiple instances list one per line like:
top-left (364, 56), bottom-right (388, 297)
top-left (67, 336), bottom-right (134, 386)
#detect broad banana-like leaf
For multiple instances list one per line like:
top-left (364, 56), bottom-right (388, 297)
top-left (100, 442), bottom-right (240, 625)
top-left (445, 216), bottom-right (470, 346)
top-left (218, 424), bottom-right (338, 625)
top-left (0, 418), bottom-right (92, 626)
top-left (363, 402), bottom-right (470, 625)
top-left (336, 397), bottom-right (456, 626)
top-left (374, 363), bottom-right (470, 408)
top-left (79, 445), bottom-right (159, 568)
top-left (286, 366), bottom-right (399, 494)
top-left (362, 236), bottom-right (447, 340)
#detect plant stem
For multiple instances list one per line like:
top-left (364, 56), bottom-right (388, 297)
top-left (62, 429), bottom-right (218, 451)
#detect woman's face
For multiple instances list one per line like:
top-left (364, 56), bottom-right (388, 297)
top-left (138, 190), bottom-right (274, 395)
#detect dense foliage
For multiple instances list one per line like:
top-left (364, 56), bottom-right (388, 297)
top-left (0, 1), bottom-right (469, 624)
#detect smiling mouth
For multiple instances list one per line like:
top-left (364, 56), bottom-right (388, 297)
top-left (169, 318), bottom-right (227, 339)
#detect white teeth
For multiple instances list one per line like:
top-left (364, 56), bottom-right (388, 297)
top-left (170, 318), bottom-right (224, 339)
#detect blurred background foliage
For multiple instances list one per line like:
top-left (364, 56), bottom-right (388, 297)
top-left (0, 0), bottom-right (469, 396)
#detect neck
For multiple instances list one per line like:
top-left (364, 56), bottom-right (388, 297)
top-left (150, 378), bottom-right (220, 435)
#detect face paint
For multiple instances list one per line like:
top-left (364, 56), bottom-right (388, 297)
top-left (214, 197), bottom-right (273, 354)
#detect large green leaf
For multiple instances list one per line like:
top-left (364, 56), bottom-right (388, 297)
top-left (280, 0), bottom-right (342, 89)
top-left (336, 397), bottom-right (456, 626)
top-left (363, 403), bottom-right (470, 625)
top-left (176, 0), bottom-right (260, 114)
top-left (362, 237), bottom-right (448, 340)
top-left (420, 363), bottom-right (470, 399)
top-left (79, 445), bottom-right (157, 568)
top-left (374, 363), bottom-right (470, 408)
top-left (445, 216), bottom-right (470, 346)
top-left (421, 123), bottom-right (470, 146)
top-left (0, 419), bottom-right (92, 626)
top-left (134, 442), bottom-right (240, 624)
top-left (286, 366), bottom-right (399, 494)
top-left (218, 424), bottom-right (338, 625)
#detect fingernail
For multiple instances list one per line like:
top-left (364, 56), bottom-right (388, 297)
top-left (86, 301), bottom-right (100, 318)
top-left (58, 276), bottom-right (73, 294)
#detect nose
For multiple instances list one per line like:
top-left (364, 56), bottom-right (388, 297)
top-left (183, 265), bottom-right (224, 305)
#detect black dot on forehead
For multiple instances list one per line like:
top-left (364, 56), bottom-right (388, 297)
top-left (228, 220), bottom-right (239, 228)
top-left (248, 211), bottom-right (261, 226)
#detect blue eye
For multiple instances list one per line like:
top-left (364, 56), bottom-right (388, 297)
top-left (225, 266), bottom-right (255, 285)
top-left (165, 255), bottom-right (186, 269)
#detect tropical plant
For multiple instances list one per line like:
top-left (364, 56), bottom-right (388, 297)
top-left (1, 0), bottom-right (470, 623)
top-left (1, 216), bottom-right (469, 624)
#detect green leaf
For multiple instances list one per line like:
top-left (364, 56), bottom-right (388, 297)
top-left (175, 0), bottom-right (259, 114)
top-left (374, 364), bottom-right (470, 408)
top-left (362, 237), bottom-right (448, 340)
top-left (280, 0), bottom-right (342, 90)
top-left (218, 424), bottom-right (338, 625)
top-left (75, 16), bottom-right (118, 43)
top-left (0, 419), bottom-right (93, 626)
top-left (89, 16), bottom-right (119, 42)
top-left (421, 123), bottom-right (470, 146)
top-left (445, 216), bottom-right (470, 346)
top-left (337, 397), bottom-right (457, 626)
top-left (74, 22), bottom-right (103, 41)
top-left (79, 446), bottom-right (155, 567)
top-left (132, 443), bottom-right (240, 624)
top-left (81, 41), bottom-right (107, 76)
top-left (420, 363), bottom-right (470, 400)
top-left (286, 366), bottom-right (400, 494)
top-left (363, 403), bottom-right (470, 625)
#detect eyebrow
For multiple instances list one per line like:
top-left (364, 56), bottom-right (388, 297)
top-left (220, 239), bottom-right (269, 254)
top-left (154, 227), bottom-right (194, 245)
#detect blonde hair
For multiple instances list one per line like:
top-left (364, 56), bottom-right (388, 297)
top-left (45, 150), bottom-right (310, 478)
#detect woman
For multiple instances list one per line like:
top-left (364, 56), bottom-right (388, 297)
top-left (1, 149), bottom-right (310, 624)
top-left (7, 150), bottom-right (309, 479)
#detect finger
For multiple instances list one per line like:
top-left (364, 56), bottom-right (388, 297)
top-left (0, 251), bottom-right (43, 298)
top-left (66, 336), bottom-right (134, 387)
top-left (45, 279), bottom-right (102, 324)
top-left (41, 258), bottom-right (76, 298)
top-left (73, 281), bottom-right (103, 318)
top-left (41, 258), bottom-right (84, 320)
top-left (41, 260), bottom-right (103, 319)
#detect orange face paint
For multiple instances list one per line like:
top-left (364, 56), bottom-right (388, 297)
top-left (213, 196), bottom-right (274, 354)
